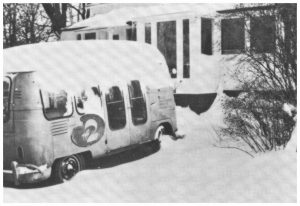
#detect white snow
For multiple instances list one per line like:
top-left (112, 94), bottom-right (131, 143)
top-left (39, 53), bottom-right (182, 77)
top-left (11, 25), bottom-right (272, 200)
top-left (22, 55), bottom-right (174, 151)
top-left (68, 4), bottom-right (234, 30)
top-left (4, 41), bottom-right (173, 94)
top-left (282, 103), bottom-right (297, 152)
top-left (4, 94), bottom-right (296, 202)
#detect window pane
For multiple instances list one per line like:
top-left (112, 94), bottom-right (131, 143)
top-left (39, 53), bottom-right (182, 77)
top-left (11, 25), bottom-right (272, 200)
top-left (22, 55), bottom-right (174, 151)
top-left (157, 21), bottom-right (177, 78)
top-left (126, 23), bottom-right (137, 41)
top-left (106, 86), bottom-right (126, 130)
top-left (113, 34), bottom-right (119, 40)
top-left (3, 77), bottom-right (11, 122)
top-left (250, 16), bottom-right (275, 53)
top-left (201, 18), bottom-right (212, 55)
top-left (221, 18), bottom-right (245, 54)
top-left (183, 19), bottom-right (190, 78)
top-left (85, 32), bottom-right (96, 40)
top-left (145, 23), bottom-right (151, 44)
top-left (76, 87), bottom-right (102, 115)
top-left (77, 34), bottom-right (81, 40)
top-left (128, 81), bottom-right (147, 125)
top-left (42, 90), bottom-right (73, 120)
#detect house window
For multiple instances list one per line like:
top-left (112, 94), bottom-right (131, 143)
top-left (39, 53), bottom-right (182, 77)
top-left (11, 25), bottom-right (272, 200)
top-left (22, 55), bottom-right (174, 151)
top-left (126, 23), bottom-right (137, 41)
top-left (85, 32), bottom-right (96, 40)
top-left (77, 34), bottom-right (81, 40)
top-left (128, 80), bottom-right (147, 125)
top-left (250, 16), bottom-right (275, 53)
top-left (106, 86), bottom-right (126, 130)
top-left (86, 8), bottom-right (90, 19)
top-left (201, 18), bottom-right (213, 55)
top-left (145, 23), bottom-right (151, 44)
top-left (113, 34), bottom-right (119, 40)
top-left (183, 19), bottom-right (190, 78)
top-left (221, 18), bottom-right (245, 54)
top-left (157, 20), bottom-right (177, 78)
top-left (41, 90), bottom-right (73, 120)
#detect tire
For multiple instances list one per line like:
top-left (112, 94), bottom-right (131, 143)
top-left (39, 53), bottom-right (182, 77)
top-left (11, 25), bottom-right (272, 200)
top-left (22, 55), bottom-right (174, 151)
top-left (51, 154), bottom-right (85, 184)
top-left (154, 126), bottom-right (165, 141)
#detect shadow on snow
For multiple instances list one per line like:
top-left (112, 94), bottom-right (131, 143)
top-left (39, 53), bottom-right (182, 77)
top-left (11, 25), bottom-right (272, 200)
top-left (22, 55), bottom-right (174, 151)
top-left (3, 140), bottom-right (161, 189)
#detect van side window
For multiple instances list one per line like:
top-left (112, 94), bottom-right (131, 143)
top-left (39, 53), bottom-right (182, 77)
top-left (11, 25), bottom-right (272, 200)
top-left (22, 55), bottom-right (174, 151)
top-left (105, 86), bottom-right (126, 130)
top-left (128, 80), bottom-right (147, 125)
top-left (76, 87), bottom-right (102, 115)
top-left (3, 77), bottom-right (11, 123)
top-left (41, 90), bottom-right (73, 120)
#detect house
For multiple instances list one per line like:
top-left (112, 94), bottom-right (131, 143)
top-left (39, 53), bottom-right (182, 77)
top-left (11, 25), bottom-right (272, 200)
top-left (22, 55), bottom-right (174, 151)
top-left (61, 4), bottom-right (277, 113)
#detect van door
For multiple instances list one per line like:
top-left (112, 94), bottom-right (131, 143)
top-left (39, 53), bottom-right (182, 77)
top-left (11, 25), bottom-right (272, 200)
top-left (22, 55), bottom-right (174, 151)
top-left (105, 85), bottom-right (130, 151)
top-left (127, 80), bottom-right (149, 144)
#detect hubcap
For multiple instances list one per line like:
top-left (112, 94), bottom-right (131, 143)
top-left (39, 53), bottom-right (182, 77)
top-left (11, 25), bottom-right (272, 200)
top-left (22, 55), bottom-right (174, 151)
top-left (61, 156), bottom-right (79, 180)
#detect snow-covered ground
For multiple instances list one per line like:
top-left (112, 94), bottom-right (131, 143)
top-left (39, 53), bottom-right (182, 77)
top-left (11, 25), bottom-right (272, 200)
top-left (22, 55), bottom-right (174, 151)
top-left (3, 94), bottom-right (297, 202)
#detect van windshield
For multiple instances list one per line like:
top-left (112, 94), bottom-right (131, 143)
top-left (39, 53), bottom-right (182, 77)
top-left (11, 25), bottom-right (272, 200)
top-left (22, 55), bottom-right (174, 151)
top-left (3, 77), bottom-right (11, 122)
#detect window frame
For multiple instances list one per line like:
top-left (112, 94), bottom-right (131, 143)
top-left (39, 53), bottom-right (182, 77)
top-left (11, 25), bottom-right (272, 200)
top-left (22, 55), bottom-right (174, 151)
top-left (201, 18), bottom-right (213, 55)
top-left (105, 86), bottom-right (127, 131)
top-left (126, 23), bottom-right (137, 41)
top-left (3, 76), bottom-right (12, 123)
top-left (85, 32), bottom-right (96, 40)
top-left (128, 80), bottom-right (148, 126)
top-left (113, 34), bottom-right (120, 40)
top-left (183, 18), bottom-right (190, 78)
top-left (39, 90), bottom-right (74, 121)
top-left (250, 16), bottom-right (275, 53)
top-left (221, 18), bottom-right (245, 55)
top-left (157, 20), bottom-right (177, 78)
top-left (145, 22), bottom-right (151, 44)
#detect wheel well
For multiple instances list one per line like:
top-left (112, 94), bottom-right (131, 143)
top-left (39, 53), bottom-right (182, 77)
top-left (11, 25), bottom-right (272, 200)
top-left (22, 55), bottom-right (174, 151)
top-left (52, 151), bottom-right (92, 168)
top-left (160, 122), bottom-right (174, 136)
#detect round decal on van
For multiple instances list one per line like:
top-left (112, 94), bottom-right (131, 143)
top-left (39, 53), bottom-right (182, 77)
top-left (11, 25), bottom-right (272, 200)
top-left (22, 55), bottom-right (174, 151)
top-left (71, 114), bottom-right (105, 147)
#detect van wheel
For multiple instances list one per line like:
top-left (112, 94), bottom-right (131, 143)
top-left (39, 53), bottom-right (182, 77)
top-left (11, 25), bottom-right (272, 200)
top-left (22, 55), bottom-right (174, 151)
top-left (51, 154), bottom-right (85, 183)
top-left (154, 126), bottom-right (165, 141)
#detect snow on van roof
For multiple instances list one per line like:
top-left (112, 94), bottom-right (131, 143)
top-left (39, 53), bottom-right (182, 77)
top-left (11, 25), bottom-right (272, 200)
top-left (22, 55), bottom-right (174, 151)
top-left (4, 40), bottom-right (173, 93)
top-left (67, 4), bottom-right (234, 30)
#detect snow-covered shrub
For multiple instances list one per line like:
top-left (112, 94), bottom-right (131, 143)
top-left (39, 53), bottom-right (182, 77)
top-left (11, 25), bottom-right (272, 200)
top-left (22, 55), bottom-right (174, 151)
top-left (221, 4), bottom-right (296, 153)
top-left (222, 88), bottom-right (295, 152)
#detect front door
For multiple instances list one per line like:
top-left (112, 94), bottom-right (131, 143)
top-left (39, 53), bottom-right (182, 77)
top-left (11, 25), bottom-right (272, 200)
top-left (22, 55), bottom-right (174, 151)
top-left (105, 85), bottom-right (130, 151)
top-left (127, 80), bottom-right (149, 144)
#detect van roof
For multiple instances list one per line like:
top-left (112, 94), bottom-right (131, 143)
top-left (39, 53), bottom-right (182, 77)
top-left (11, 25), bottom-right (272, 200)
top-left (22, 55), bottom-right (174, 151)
top-left (4, 40), bottom-right (173, 92)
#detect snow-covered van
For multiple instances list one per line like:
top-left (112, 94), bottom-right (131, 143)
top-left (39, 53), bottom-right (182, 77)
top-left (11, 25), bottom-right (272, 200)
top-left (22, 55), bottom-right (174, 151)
top-left (3, 41), bottom-right (177, 185)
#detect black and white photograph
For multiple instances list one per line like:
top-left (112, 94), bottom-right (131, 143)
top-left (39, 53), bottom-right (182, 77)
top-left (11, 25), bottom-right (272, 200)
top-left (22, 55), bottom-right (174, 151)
top-left (2, 2), bottom-right (297, 203)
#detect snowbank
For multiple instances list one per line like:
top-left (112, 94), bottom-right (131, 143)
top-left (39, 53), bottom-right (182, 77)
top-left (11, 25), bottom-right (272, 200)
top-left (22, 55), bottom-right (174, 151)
top-left (4, 92), bottom-right (296, 202)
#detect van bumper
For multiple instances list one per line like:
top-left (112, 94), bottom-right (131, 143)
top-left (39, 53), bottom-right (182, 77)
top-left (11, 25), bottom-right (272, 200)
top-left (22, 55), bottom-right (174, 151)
top-left (3, 161), bottom-right (52, 185)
